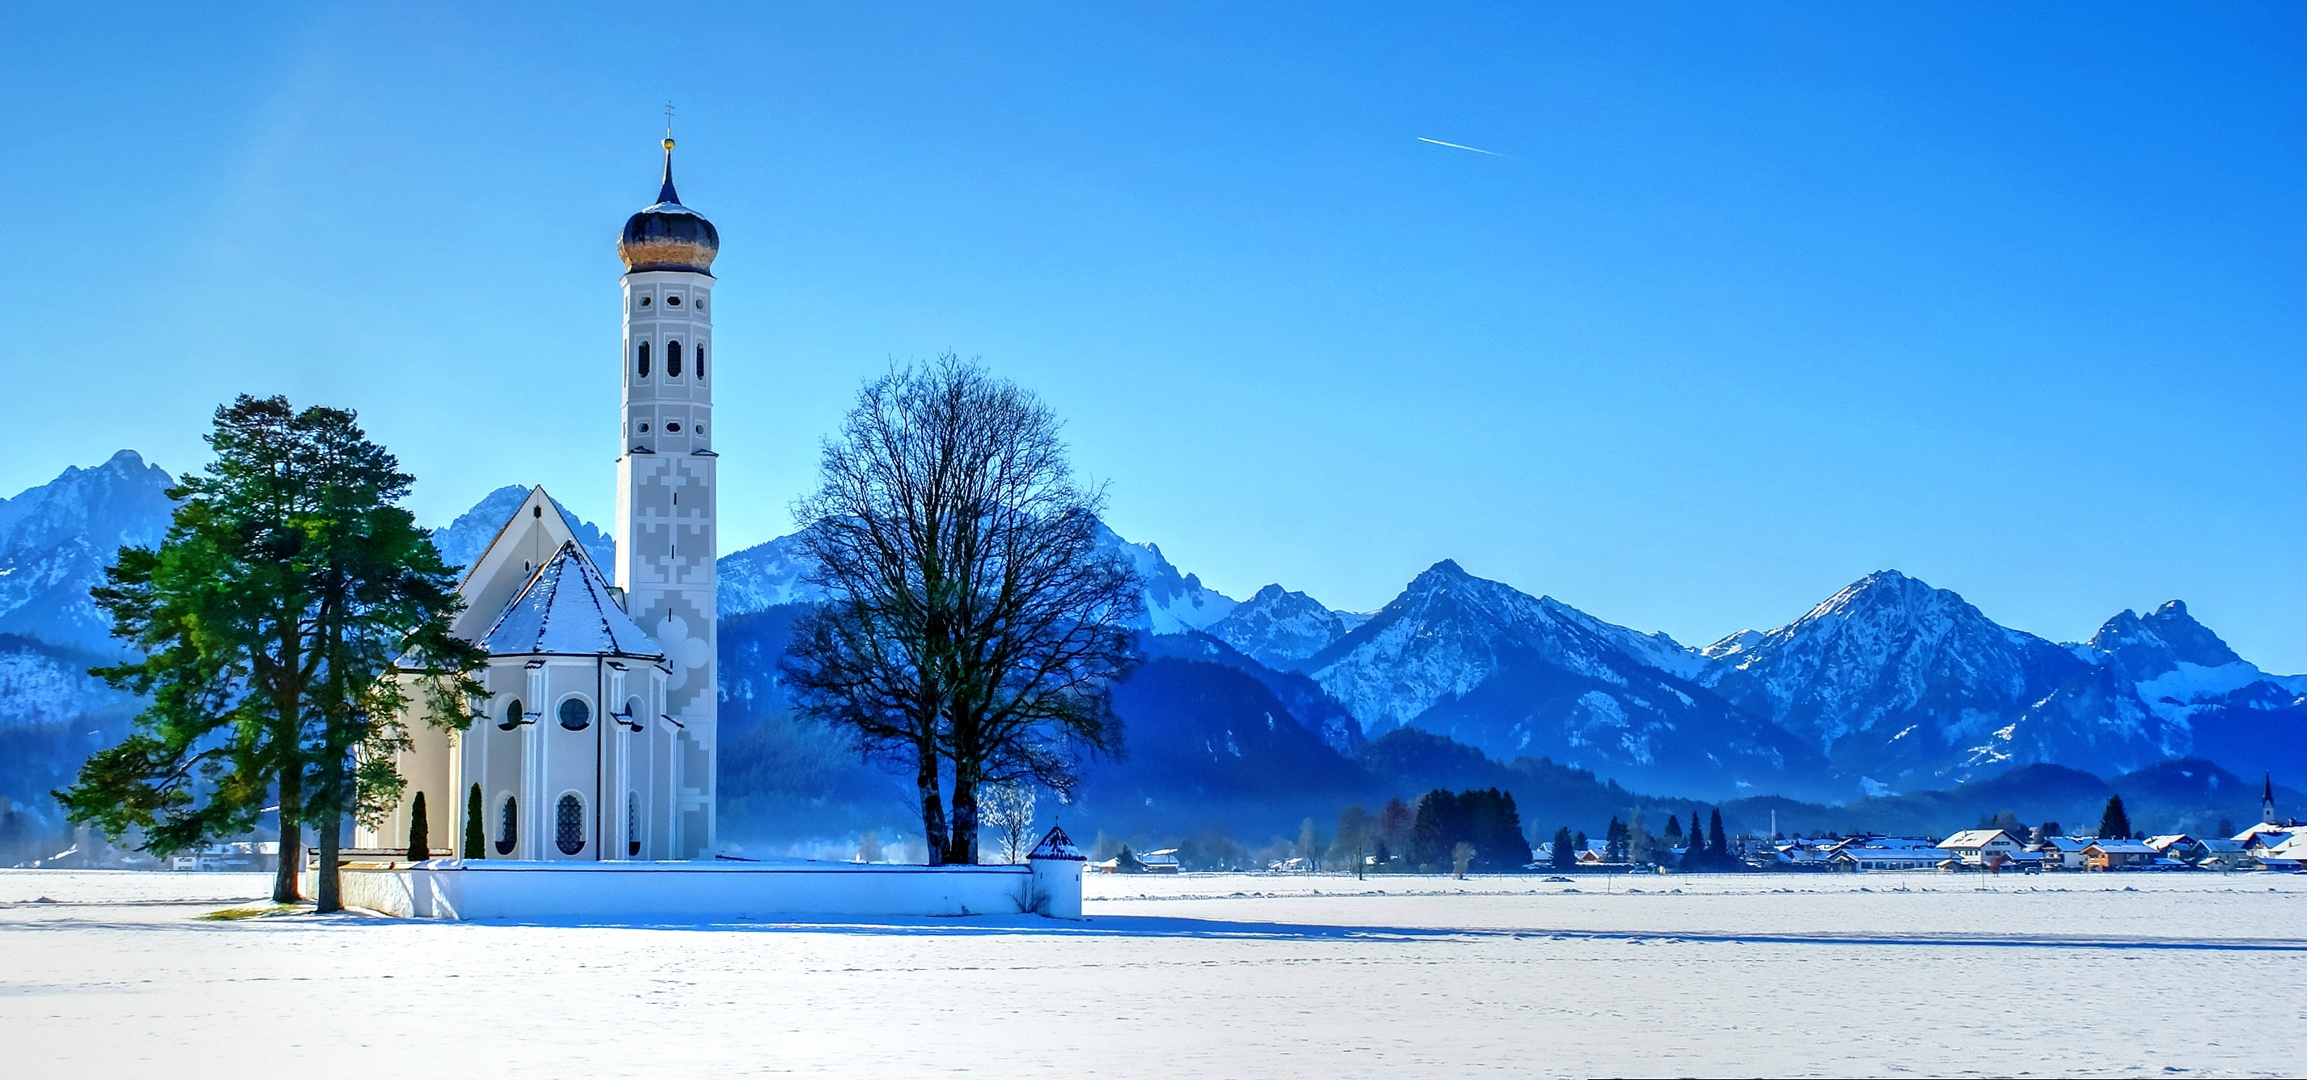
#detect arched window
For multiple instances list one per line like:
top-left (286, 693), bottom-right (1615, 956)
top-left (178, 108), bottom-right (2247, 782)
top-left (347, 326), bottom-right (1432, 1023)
top-left (627, 791), bottom-right (642, 857)
top-left (696, 345), bottom-right (706, 380)
top-left (627, 696), bottom-right (646, 731)
top-left (558, 697), bottom-right (591, 731)
top-left (636, 341), bottom-right (651, 378)
top-left (498, 698), bottom-right (524, 731)
top-left (495, 795), bottom-right (518, 856)
top-left (556, 794), bottom-right (585, 856)
top-left (667, 341), bottom-right (683, 378)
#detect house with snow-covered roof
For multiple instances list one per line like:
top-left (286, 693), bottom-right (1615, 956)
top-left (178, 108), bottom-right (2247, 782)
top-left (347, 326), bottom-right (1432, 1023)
top-left (2082, 840), bottom-right (2157, 871)
top-left (1937, 829), bottom-right (2026, 869)
top-left (1823, 836), bottom-right (1946, 872)
top-left (2034, 836), bottom-right (2091, 871)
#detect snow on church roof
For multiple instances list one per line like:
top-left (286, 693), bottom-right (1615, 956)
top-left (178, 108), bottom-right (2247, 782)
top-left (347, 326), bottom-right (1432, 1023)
top-left (481, 541), bottom-right (664, 659)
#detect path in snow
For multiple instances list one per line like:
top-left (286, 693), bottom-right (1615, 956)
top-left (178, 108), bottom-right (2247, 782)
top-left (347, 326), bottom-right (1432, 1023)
top-left (1, 869), bottom-right (2298, 1077)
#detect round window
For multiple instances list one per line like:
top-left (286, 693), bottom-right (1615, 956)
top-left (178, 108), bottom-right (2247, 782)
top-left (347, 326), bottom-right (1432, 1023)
top-left (668, 295), bottom-right (682, 306)
top-left (499, 699), bottom-right (524, 730)
top-left (666, 421), bottom-right (681, 433)
top-left (639, 422), bottom-right (650, 433)
top-left (555, 794), bottom-right (585, 855)
top-left (558, 698), bottom-right (591, 730)
top-left (640, 296), bottom-right (652, 307)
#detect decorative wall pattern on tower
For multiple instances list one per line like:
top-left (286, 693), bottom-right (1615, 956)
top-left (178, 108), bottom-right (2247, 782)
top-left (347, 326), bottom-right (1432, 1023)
top-left (615, 137), bottom-right (721, 857)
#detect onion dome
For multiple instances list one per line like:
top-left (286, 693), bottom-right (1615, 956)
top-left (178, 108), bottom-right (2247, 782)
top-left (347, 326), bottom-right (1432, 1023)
top-left (617, 138), bottom-right (719, 275)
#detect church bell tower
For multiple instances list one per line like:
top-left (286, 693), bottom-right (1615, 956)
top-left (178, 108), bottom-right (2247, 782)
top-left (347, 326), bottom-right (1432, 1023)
top-left (615, 136), bottom-right (720, 857)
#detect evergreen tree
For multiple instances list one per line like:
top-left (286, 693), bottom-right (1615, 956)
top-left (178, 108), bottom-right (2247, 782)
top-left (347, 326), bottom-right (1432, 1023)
top-left (404, 791), bottom-right (429, 861)
top-left (2098, 795), bottom-right (2133, 840)
top-left (1550, 826), bottom-right (1577, 870)
top-left (1689, 812), bottom-right (1707, 855)
top-left (1603, 817), bottom-right (1628, 863)
top-left (462, 783), bottom-right (485, 859)
top-left (1410, 789), bottom-right (1459, 869)
top-left (1708, 808), bottom-right (1729, 865)
top-left (57, 396), bottom-right (483, 907)
top-left (1663, 813), bottom-right (1684, 845)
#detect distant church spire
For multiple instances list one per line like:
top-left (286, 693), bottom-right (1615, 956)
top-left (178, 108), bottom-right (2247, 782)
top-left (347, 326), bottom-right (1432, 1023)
top-left (2266, 773), bottom-right (2278, 826)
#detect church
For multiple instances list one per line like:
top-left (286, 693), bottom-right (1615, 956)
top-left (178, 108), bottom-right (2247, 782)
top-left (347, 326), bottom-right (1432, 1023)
top-left (356, 137), bottom-right (723, 863)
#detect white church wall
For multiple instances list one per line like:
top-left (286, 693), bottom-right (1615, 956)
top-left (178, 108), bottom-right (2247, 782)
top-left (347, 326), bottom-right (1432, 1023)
top-left (335, 860), bottom-right (1083, 922)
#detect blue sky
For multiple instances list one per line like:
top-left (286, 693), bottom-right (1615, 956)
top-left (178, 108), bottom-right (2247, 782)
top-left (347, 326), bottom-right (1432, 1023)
top-left (4, 4), bottom-right (2302, 669)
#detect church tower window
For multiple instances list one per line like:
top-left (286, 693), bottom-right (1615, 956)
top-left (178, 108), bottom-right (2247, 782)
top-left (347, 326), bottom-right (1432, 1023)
top-left (668, 341), bottom-right (683, 378)
top-left (667, 294), bottom-right (682, 307)
top-left (498, 698), bottom-right (524, 730)
top-left (636, 341), bottom-right (651, 378)
top-left (496, 795), bottom-right (518, 856)
top-left (558, 697), bottom-right (591, 731)
top-left (555, 794), bottom-right (586, 855)
top-left (697, 345), bottom-right (706, 380)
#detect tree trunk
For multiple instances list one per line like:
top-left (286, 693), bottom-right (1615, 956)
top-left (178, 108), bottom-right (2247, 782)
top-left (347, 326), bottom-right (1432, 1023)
top-left (315, 757), bottom-right (343, 914)
top-left (271, 767), bottom-right (302, 904)
top-left (947, 766), bottom-right (980, 866)
top-left (916, 748), bottom-right (947, 867)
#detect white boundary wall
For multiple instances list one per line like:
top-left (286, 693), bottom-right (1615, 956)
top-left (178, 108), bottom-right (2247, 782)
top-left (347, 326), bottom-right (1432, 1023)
top-left (330, 857), bottom-right (1083, 922)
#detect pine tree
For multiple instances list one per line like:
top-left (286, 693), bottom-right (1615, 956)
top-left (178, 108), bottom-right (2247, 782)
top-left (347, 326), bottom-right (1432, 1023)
top-left (1690, 812), bottom-right (1707, 855)
top-left (1664, 814), bottom-right (1684, 845)
top-left (2098, 795), bottom-right (2133, 840)
top-left (462, 783), bottom-right (485, 859)
top-left (1603, 817), bottom-right (1627, 863)
top-left (404, 791), bottom-right (429, 862)
top-left (1550, 826), bottom-right (1577, 870)
top-left (1708, 808), bottom-right (1729, 866)
top-left (56, 396), bottom-right (484, 907)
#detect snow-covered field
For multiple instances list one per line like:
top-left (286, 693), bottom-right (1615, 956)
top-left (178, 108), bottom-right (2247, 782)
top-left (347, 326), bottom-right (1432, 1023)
top-left (3, 869), bottom-right (2301, 1078)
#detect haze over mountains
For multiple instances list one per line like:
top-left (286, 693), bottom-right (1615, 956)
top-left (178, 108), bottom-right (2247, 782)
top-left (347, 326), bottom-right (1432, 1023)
top-left (3, 453), bottom-right (2301, 848)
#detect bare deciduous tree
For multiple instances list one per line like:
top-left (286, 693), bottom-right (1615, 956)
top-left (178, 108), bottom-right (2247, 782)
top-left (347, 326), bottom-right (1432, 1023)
top-left (981, 782), bottom-right (1037, 864)
top-left (784, 357), bottom-right (1141, 865)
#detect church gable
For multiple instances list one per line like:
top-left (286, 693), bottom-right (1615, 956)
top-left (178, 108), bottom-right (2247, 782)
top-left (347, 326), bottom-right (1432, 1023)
top-left (452, 487), bottom-right (587, 642)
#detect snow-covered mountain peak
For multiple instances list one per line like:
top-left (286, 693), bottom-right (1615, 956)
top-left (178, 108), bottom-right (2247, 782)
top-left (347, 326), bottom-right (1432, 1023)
top-left (0, 451), bottom-right (180, 651)
top-left (1204, 583), bottom-right (1365, 669)
top-left (1702, 628), bottom-right (1766, 660)
top-left (2084, 600), bottom-right (2243, 675)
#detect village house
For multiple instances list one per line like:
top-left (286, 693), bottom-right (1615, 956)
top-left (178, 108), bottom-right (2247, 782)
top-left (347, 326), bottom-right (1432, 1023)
top-left (1823, 836), bottom-right (1946, 872)
top-left (2034, 836), bottom-right (2091, 870)
top-left (1937, 829), bottom-right (2028, 869)
top-left (2082, 839), bottom-right (2157, 870)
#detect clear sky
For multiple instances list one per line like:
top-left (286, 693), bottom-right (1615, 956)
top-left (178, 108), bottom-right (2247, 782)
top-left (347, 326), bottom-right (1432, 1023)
top-left (4, 4), bottom-right (2302, 669)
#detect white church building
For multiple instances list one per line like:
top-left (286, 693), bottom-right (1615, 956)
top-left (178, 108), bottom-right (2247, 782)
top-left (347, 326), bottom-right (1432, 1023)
top-left (339, 138), bottom-right (1085, 921)
top-left (357, 137), bottom-right (723, 863)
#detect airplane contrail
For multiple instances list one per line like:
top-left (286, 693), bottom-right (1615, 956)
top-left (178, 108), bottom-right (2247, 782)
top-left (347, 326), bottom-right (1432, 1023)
top-left (1417, 136), bottom-right (1502, 156)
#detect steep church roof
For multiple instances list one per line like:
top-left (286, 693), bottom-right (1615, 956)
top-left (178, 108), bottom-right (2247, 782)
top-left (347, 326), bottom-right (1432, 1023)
top-left (481, 540), bottom-right (664, 659)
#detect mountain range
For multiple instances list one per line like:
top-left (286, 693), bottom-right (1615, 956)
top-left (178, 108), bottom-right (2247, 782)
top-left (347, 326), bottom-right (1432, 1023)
top-left (1, 452), bottom-right (2299, 850)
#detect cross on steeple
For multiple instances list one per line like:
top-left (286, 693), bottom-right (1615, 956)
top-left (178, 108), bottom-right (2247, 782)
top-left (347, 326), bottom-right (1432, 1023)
top-left (664, 101), bottom-right (676, 138)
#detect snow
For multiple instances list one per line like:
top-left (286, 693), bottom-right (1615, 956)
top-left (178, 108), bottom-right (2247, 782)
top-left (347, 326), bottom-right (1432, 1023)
top-left (479, 541), bottom-right (662, 659)
top-left (3, 869), bottom-right (2299, 1077)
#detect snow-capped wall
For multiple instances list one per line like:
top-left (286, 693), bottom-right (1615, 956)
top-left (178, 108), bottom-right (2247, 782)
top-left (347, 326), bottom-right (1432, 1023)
top-left (331, 857), bottom-right (1081, 921)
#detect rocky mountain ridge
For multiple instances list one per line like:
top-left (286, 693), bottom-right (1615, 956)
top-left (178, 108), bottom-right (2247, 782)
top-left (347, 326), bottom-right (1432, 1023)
top-left (1, 451), bottom-right (2298, 833)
